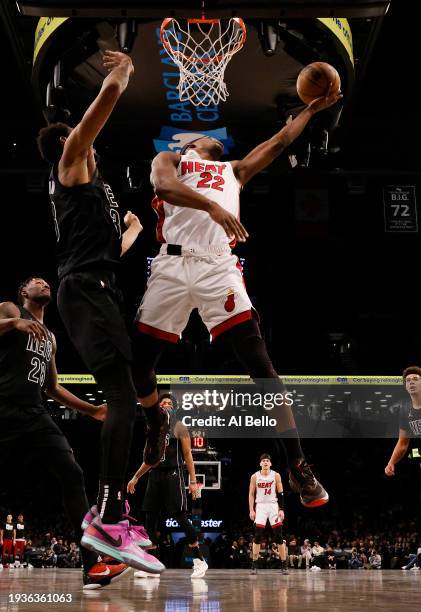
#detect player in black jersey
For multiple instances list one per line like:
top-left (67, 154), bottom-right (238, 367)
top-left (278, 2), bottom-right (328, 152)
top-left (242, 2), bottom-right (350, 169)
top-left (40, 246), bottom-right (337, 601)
top-left (36, 50), bottom-right (164, 575)
top-left (127, 393), bottom-right (208, 578)
top-left (385, 366), bottom-right (421, 476)
top-left (0, 277), bottom-right (131, 587)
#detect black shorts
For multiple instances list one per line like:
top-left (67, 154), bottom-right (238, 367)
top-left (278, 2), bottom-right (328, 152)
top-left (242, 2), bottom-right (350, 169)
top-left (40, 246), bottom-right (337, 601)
top-left (0, 402), bottom-right (73, 458)
top-left (142, 468), bottom-right (188, 514)
top-left (57, 269), bottom-right (132, 373)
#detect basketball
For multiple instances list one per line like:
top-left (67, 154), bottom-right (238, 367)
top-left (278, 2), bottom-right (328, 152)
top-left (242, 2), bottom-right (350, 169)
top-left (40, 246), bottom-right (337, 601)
top-left (296, 62), bottom-right (341, 105)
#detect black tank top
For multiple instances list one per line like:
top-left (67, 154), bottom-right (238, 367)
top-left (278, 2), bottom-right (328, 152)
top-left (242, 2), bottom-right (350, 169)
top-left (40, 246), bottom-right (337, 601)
top-left (153, 412), bottom-right (185, 471)
top-left (49, 165), bottom-right (122, 280)
top-left (0, 306), bottom-right (53, 410)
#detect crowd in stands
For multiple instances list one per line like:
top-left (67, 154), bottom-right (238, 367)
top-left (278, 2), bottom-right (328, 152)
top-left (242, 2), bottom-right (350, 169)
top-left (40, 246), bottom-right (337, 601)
top-left (2, 510), bottom-right (421, 571)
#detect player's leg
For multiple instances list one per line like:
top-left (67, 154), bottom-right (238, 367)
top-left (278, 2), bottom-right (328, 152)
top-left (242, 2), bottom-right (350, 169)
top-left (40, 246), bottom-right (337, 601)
top-left (214, 318), bottom-right (328, 508)
top-left (269, 507), bottom-right (288, 575)
top-left (57, 274), bottom-right (138, 524)
top-left (252, 528), bottom-right (264, 574)
top-left (93, 358), bottom-right (137, 523)
top-left (133, 254), bottom-right (193, 466)
top-left (199, 257), bottom-right (327, 507)
top-left (173, 511), bottom-right (208, 578)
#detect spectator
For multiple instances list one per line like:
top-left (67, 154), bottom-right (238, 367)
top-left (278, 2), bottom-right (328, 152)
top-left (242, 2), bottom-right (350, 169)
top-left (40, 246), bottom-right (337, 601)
top-left (348, 548), bottom-right (362, 569)
top-left (402, 546), bottom-right (421, 570)
top-left (311, 541), bottom-right (326, 569)
top-left (301, 539), bottom-right (312, 569)
top-left (326, 545), bottom-right (337, 569)
top-left (288, 537), bottom-right (303, 568)
top-left (368, 549), bottom-right (381, 569)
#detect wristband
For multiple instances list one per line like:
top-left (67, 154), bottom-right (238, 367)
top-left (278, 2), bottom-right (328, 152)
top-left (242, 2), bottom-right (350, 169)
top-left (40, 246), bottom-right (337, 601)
top-left (277, 491), bottom-right (284, 510)
top-left (190, 480), bottom-right (197, 484)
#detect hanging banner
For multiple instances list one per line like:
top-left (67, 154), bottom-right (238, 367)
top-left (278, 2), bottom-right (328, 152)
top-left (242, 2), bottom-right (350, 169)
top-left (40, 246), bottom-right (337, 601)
top-left (383, 185), bottom-right (418, 233)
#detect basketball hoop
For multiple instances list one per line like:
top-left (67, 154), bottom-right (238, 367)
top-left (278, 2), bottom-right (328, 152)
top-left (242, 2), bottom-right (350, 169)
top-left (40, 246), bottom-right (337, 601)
top-left (160, 16), bottom-right (246, 107)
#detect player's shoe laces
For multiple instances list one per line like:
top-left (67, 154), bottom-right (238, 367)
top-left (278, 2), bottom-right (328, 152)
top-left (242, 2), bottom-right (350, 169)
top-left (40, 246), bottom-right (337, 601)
top-left (82, 503), bottom-right (152, 548)
top-left (82, 561), bottom-right (131, 590)
top-left (288, 461), bottom-right (329, 508)
top-left (143, 407), bottom-right (170, 467)
top-left (191, 559), bottom-right (208, 579)
top-left (81, 516), bottom-right (165, 573)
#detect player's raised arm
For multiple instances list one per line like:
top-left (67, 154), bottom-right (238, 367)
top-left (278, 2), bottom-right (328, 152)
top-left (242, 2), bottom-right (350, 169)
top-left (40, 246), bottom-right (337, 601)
top-left (61, 51), bottom-right (134, 166)
top-left (151, 152), bottom-right (248, 242)
top-left (231, 86), bottom-right (342, 186)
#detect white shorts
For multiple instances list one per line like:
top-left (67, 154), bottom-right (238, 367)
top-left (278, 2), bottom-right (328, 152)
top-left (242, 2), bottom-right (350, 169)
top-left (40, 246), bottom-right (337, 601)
top-left (255, 502), bottom-right (282, 528)
top-left (136, 247), bottom-right (253, 342)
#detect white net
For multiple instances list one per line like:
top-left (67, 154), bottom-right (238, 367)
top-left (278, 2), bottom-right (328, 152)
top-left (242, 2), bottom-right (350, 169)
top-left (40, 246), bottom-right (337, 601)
top-left (160, 17), bottom-right (246, 107)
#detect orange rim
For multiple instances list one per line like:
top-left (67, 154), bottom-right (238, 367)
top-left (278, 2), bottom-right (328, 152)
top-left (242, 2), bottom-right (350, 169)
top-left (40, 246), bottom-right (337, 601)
top-left (160, 17), bottom-right (246, 64)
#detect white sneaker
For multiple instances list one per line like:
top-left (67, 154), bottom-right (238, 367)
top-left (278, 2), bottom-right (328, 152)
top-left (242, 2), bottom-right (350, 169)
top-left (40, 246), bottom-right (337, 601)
top-left (310, 566), bottom-right (321, 571)
top-left (410, 566), bottom-right (420, 571)
top-left (402, 566), bottom-right (408, 570)
top-left (191, 559), bottom-right (208, 579)
top-left (134, 570), bottom-right (160, 578)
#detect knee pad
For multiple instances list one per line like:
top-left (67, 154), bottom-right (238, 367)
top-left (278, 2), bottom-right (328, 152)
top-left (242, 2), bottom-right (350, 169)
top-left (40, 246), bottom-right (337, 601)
top-left (272, 525), bottom-right (284, 544)
top-left (254, 526), bottom-right (265, 544)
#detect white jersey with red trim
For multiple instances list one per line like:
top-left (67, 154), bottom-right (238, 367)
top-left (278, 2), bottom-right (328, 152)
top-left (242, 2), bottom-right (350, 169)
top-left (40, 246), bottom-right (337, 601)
top-left (152, 149), bottom-right (241, 246)
top-left (255, 470), bottom-right (277, 504)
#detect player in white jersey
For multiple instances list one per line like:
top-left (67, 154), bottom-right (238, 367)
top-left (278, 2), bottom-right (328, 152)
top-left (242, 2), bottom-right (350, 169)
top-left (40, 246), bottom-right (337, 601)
top-left (132, 87), bottom-right (341, 507)
top-left (249, 454), bottom-right (288, 574)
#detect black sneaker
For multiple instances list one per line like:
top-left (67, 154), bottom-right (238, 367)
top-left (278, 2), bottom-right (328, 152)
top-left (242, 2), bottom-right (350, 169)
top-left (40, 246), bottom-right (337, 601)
top-left (281, 561), bottom-right (289, 575)
top-left (143, 407), bottom-right (170, 467)
top-left (250, 565), bottom-right (257, 575)
top-left (289, 461), bottom-right (329, 508)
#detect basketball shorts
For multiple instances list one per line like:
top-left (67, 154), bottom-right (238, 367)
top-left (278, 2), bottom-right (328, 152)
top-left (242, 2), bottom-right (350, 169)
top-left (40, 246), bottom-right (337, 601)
top-left (136, 249), bottom-right (253, 342)
top-left (142, 467), bottom-right (188, 514)
top-left (255, 502), bottom-right (282, 528)
top-left (57, 269), bottom-right (132, 373)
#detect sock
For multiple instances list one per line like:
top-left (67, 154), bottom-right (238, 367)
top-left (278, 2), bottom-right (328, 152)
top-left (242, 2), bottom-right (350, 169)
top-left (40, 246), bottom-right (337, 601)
top-left (97, 480), bottom-right (124, 524)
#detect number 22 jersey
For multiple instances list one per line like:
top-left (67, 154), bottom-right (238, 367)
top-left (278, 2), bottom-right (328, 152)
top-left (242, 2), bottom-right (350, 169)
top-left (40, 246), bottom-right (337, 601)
top-left (152, 149), bottom-right (241, 247)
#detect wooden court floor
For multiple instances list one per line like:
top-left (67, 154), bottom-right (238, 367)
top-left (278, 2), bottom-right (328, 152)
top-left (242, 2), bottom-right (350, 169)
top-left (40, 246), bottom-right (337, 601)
top-left (1, 568), bottom-right (420, 611)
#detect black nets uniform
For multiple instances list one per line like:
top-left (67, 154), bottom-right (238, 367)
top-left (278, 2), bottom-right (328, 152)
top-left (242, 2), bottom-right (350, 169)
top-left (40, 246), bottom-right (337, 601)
top-left (142, 414), bottom-right (188, 514)
top-left (49, 165), bottom-right (131, 373)
top-left (400, 405), bottom-right (421, 439)
top-left (0, 306), bottom-right (98, 570)
top-left (0, 306), bottom-right (71, 455)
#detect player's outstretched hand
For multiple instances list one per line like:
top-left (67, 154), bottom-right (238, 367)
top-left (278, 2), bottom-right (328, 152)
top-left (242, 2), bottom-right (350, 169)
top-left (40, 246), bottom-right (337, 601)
top-left (208, 202), bottom-right (249, 242)
top-left (103, 50), bottom-right (134, 75)
top-left (14, 318), bottom-right (46, 342)
top-left (384, 462), bottom-right (395, 476)
top-left (308, 82), bottom-right (343, 114)
top-left (127, 477), bottom-right (139, 494)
